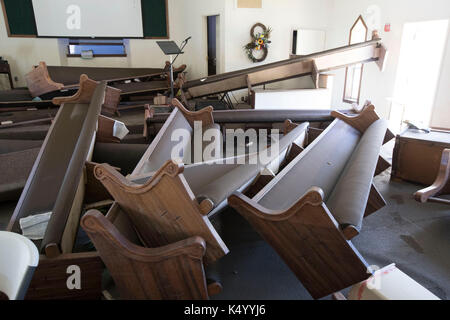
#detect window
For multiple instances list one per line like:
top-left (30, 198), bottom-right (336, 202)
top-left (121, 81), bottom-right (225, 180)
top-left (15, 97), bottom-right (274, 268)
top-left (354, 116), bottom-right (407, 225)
top-left (67, 39), bottom-right (127, 58)
top-left (343, 15), bottom-right (368, 104)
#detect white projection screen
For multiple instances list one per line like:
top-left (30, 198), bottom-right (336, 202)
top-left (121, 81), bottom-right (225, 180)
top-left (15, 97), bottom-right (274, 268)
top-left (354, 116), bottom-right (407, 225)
top-left (31, 0), bottom-right (144, 37)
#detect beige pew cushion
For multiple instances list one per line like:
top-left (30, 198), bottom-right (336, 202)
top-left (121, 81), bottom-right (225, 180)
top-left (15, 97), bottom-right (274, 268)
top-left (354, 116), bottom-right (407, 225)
top-left (326, 119), bottom-right (388, 231)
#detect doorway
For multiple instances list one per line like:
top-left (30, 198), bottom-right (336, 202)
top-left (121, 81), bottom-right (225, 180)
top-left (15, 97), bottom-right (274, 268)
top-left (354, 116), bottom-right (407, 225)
top-left (207, 15), bottom-right (219, 76)
top-left (390, 19), bottom-right (449, 131)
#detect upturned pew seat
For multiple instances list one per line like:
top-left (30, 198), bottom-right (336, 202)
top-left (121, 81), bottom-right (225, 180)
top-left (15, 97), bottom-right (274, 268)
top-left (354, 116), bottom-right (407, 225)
top-left (228, 105), bottom-right (391, 299)
top-left (130, 99), bottom-right (222, 179)
top-left (94, 119), bottom-right (310, 264)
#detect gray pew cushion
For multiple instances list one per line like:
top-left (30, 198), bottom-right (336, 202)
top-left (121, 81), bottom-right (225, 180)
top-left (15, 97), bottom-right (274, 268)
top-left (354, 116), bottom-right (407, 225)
top-left (326, 119), bottom-right (388, 231)
top-left (256, 120), bottom-right (361, 211)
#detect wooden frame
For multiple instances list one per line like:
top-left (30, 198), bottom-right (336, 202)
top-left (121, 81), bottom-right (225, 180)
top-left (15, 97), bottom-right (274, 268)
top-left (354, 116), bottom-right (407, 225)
top-left (414, 149), bottom-right (450, 205)
top-left (228, 105), bottom-right (391, 299)
top-left (343, 15), bottom-right (369, 105)
top-left (81, 205), bottom-right (221, 299)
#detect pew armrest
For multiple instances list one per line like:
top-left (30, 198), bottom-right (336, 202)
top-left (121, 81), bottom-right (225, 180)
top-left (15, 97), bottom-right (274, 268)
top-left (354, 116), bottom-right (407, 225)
top-left (414, 149), bottom-right (450, 204)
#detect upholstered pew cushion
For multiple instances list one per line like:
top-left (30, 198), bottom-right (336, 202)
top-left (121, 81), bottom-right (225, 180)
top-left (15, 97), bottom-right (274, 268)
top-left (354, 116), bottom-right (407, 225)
top-left (255, 120), bottom-right (361, 210)
top-left (326, 119), bottom-right (388, 231)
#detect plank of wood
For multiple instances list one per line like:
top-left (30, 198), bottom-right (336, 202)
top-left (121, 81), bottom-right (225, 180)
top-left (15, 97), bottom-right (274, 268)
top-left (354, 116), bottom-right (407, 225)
top-left (364, 184), bottom-right (386, 217)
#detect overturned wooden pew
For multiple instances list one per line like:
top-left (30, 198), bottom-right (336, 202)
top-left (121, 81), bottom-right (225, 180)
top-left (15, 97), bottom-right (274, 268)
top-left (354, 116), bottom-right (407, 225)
top-left (6, 76), bottom-right (107, 299)
top-left (20, 62), bottom-right (186, 114)
top-left (93, 111), bottom-right (310, 265)
top-left (81, 206), bottom-right (221, 300)
top-left (131, 99), bottom-right (220, 179)
top-left (414, 148), bottom-right (450, 205)
top-left (228, 105), bottom-right (393, 299)
top-left (182, 35), bottom-right (387, 99)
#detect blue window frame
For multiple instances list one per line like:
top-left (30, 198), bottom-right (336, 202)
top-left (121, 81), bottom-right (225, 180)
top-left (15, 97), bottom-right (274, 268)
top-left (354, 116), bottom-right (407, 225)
top-left (67, 39), bottom-right (126, 57)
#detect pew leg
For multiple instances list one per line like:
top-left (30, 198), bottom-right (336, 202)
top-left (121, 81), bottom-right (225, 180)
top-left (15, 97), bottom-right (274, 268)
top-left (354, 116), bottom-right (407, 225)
top-left (414, 149), bottom-right (450, 204)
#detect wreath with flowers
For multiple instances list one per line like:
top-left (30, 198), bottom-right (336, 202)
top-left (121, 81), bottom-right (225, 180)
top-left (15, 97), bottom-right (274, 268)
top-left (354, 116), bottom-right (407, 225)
top-left (244, 23), bottom-right (272, 63)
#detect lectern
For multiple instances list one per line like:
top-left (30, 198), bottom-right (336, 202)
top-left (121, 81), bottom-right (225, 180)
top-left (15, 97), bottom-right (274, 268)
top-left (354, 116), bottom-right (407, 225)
top-left (157, 41), bottom-right (186, 99)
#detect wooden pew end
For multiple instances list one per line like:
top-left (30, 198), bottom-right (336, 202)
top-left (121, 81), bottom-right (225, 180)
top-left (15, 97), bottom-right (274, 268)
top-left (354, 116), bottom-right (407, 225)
top-left (342, 225), bottom-right (360, 241)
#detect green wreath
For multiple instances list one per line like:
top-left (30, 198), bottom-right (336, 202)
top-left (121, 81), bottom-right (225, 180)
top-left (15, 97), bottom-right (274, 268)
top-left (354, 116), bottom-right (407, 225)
top-left (244, 23), bottom-right (272, 63)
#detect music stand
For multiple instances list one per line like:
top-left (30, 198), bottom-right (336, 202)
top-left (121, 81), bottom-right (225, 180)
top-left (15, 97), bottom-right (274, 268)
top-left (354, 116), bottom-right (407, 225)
top-left (157, 41), bottom-right (184, 99)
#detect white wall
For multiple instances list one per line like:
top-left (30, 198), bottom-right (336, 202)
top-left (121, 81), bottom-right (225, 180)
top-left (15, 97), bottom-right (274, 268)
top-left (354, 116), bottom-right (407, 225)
top-left (0, 0), bottom-right (188, 88)
top-left (326, 0), bottom-right (450, 128)
top-left (223, 0), bottom-right (332, 73)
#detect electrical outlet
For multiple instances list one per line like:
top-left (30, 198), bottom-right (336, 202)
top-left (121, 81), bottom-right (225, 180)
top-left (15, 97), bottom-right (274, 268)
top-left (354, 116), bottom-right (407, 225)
top-left (14, 76), bottom-right (18, 82)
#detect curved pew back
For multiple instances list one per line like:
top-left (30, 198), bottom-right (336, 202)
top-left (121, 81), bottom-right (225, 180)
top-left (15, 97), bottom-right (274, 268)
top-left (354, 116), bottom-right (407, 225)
top-left (81, 208), bottom-right (213, 300)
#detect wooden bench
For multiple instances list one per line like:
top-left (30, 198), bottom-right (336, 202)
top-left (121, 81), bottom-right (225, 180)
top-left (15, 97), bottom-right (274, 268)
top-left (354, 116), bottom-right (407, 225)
top-left (6, 75), bottom-right (106, 299)
top-left (25, 62), bottom-right (121, 115)
top-left (94, 120), bottom-right (310, 265)
top-left (81, 204), bottom-right (221, 300)
top-left (228, 105), bottom-right (392, 299)
top-left (130, 98), bottom-right (221, 179)
top-left (345, 264), bottom-right (440, 300)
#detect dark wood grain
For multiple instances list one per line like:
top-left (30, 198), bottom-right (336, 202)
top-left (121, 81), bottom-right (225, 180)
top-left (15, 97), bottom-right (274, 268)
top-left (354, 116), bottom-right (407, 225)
top-left (81, 208), bottom-right (219, 300)
top-left (94, 161), bottom-right (229, 265)
top-left (25, 252), bottom-right (103, 300)
top-left (228, 188), bottom-right (370, 299)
